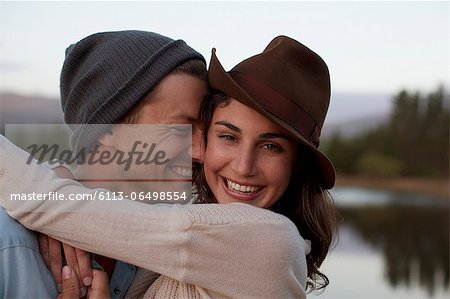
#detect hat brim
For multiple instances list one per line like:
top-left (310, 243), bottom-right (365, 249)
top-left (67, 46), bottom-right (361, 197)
top-left (208, 49), bottom-right (335, 189)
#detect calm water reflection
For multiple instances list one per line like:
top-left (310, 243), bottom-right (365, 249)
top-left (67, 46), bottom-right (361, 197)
top-left (315, 187), bottom-right (449, 299)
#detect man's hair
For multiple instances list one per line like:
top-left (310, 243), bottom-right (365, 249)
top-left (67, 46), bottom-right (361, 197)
top-left (121, 59), bottom-right (207, 124)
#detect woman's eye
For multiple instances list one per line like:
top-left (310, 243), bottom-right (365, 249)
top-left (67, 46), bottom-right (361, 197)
top-left (218, 134), bottom-right (237, 142)
top-left (262, 143), bottom-right (282, 153)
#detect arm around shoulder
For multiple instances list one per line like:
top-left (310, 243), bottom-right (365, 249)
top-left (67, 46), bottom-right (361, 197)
top-left (1, 136), bottom-right (308, 297)
top-left (178, 203), bottom-right (309, 298)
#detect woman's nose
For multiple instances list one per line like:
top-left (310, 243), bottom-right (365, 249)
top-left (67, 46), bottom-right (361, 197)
top-left (231, 146), bottom-right (258, 177)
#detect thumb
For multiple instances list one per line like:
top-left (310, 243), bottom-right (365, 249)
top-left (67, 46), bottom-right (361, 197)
top-left (87, 269), bottom-right (110, 298)
top-left (59, 266), bottom-right (80, 299)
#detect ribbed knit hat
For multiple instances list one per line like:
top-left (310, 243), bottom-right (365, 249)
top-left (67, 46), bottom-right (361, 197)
top-left (60, 30), bottom-right (205, 155)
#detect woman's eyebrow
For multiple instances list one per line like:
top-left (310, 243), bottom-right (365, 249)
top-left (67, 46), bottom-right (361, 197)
top-left (214, 120), bottom-right (241, 133)
top-left (259, 132), bottom-right (290, 140)
top-left (214, 121), bottom-right (289, 140)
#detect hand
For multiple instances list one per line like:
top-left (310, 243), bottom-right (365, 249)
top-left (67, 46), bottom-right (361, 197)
top-left (57, 266), bottom-right (110, 299)
top-left (53, 165), bottom-right (76, 180)
top-left (38, 234), bottom-right (93, 293)
top-left (39, 166), bottom-right (93, 291)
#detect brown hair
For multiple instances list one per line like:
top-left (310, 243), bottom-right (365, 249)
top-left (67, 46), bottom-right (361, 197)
top-left (195, 91), bottom-right (337, 291)
top-left (120, 59), bottom-right (207, 124)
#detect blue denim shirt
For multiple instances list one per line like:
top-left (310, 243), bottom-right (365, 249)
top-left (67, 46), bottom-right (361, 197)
top-left (0, 207), bottom-right (136, 298)
top-left (94, 259), bottom-right (136, 298)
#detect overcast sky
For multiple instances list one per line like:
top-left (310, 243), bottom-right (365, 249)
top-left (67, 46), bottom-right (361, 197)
top-left (0, 1), bottom-right (448, 122)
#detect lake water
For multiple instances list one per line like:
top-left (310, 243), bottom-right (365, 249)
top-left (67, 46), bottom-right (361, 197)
top-left (312, 187), bottom-right (449, 299)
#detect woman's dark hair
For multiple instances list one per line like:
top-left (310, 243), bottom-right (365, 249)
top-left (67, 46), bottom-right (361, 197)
top-left (194, 90), bottom-right (337, 291)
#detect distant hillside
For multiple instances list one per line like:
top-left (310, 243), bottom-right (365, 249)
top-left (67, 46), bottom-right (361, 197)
top-left (0, 91), bottom-right (392, 138)
top-left (0, 93), bottom-right (64, 134)
top-left (322, 114), bottom-right (388, 138)
top-left (324, 92), bottom-right (391, 138)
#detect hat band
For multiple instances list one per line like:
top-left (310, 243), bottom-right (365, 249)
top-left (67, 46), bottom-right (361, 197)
top-left (230, 71), bottom-right (320, 146)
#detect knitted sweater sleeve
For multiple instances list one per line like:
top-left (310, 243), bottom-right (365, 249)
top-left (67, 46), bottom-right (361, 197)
top-left (0, 135), bottom-right (308, 298)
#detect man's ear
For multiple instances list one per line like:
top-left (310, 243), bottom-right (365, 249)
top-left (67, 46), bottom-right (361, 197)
top-left (97, 130), bottom-right (116, 149)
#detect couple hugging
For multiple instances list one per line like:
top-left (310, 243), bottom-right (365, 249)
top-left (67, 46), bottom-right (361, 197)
top-left (0, 30), bottom-right (336, 298)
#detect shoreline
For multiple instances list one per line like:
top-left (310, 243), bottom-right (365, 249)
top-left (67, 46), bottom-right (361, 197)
top-left (335, 175), bottom-right (449, 199)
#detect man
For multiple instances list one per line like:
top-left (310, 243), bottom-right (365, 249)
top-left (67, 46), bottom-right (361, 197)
top-left (0, 30), bottom-right (207, 298)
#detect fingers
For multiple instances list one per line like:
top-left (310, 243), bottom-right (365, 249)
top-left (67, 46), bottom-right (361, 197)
top-left (57, 266), bottom-right (79, 299)
top-left (76, 248), bottom-right (93, 287)
top-left (38, 233), bottom-right (50, 268)
top-left (62, 243), bottom-right (88, 295)
top-left (48, 237), bottom-right (63, 292)
top-left (62, 243), bottom-right (79, 277)
top-left (87, 270), bottom-right (110, 299)
top-left (57, 268), bottom-right (110, 299)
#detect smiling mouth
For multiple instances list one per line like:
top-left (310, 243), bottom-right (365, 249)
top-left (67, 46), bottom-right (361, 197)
top-left (224, 178), bottom-right (263, 194)
top-left (170, 166), bottom-right (193, 178)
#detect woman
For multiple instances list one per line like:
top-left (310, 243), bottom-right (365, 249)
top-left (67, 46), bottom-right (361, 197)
top-left (0, 35), bottom-right (336, 298)
top-left (194, 36), bottom-right (336, 290)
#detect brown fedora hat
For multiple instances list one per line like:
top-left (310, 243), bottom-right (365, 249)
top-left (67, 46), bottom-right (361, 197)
top-left (208, 35), bottom-right (335, 189)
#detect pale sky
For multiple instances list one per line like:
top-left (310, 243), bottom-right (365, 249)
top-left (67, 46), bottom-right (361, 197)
top-left (0, 1), bottom-right (448, 100)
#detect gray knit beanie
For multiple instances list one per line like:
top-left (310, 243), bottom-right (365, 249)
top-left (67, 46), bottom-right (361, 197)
top-left (60, 30), bottom-right (205, 155)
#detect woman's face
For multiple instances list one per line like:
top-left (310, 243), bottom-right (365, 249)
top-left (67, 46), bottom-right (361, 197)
top-left (204, 98), bottom-right (298, 208)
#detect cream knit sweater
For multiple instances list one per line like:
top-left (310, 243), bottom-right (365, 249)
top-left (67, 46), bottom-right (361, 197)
top-left (0, 135), bottom-right (309, 298)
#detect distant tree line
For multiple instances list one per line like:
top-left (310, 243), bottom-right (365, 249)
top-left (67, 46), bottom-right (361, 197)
top-left (323, 86), bottom-right (449, 178)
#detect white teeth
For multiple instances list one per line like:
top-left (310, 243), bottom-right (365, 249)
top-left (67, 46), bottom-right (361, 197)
top-left (226, 179), bottom-right (260, 193)
top-left (172, 167), bottom-right (192, 177)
